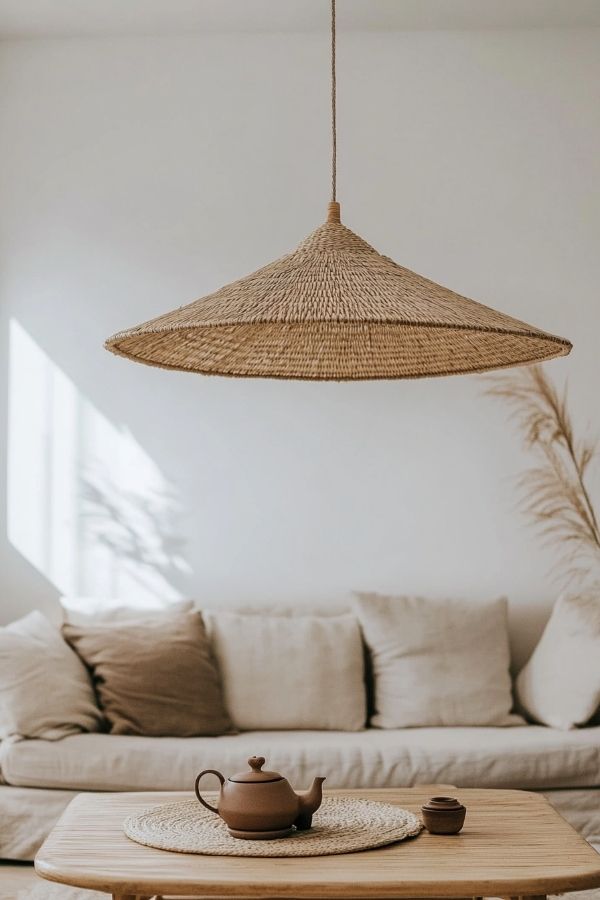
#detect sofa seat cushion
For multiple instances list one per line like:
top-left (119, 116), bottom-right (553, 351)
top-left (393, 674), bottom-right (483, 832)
top-left (2, 726), bottom-right (600, 793)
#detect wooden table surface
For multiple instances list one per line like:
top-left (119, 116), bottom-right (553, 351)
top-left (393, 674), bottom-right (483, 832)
top-left (35, 787), bottom-right (600, 899)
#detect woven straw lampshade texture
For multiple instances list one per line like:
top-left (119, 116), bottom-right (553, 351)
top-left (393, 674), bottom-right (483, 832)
top-left (105, 202), bottom-right (571, 380)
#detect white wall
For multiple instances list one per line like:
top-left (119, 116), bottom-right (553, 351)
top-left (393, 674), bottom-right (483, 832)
top-left (1, 28), bottom-right (599, 666)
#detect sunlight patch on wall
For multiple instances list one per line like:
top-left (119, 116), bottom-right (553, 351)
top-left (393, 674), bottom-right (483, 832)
top-left (7, 319), bottom-right (189, 607)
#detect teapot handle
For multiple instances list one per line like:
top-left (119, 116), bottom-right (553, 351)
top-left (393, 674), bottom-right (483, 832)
top-left (194, 769), bottom-right (225, 815)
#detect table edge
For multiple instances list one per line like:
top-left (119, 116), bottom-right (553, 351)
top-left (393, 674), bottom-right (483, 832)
top-left (34, 855), bottom-right (600, 897)
top-left (34, 787), bottom-right (600, 897)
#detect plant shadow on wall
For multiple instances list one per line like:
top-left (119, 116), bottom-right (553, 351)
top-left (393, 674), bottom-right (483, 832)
top-left (487, 365), bottom-right (600, 589)
top-left (7, 319), bottom-right (191, 606)
top-left (79, 463), bottom-right (189, 599)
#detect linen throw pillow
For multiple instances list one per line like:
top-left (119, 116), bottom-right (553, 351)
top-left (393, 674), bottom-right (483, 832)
top-left (62, 612), bottom-right (231, 736)
top-left (0, 611), bottom-right (101, 741)
top-left (516, 594), bottom-right (600, 729)
top-left (205, 612), bottom-right (367, 731)
top-left (354, 594), bottom-right (521, 727)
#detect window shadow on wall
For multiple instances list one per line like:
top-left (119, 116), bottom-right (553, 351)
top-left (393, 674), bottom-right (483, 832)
top-left (7, 318), bottom-right (190, 608)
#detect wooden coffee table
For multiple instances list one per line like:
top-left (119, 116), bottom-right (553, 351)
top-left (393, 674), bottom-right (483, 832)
top-left (35, 787), bottom-right (600, 900)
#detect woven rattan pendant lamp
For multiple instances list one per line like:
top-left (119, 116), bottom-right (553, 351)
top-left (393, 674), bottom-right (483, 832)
top-left (105, 1), bottom-right (571, 380)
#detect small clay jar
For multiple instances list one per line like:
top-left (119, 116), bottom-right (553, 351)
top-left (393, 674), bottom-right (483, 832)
top-left (421, 796), bottom-right (466, 835)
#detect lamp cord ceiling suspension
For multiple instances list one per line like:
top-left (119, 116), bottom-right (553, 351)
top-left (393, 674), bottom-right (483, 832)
top-left (330, 0), bottom-right (337, 204)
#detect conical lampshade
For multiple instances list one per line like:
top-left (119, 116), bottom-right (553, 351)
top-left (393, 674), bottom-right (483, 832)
top-left (105, 203), bottom-right (571, 380)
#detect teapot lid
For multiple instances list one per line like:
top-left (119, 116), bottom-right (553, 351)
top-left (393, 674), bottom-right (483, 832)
top-left (230, 756), bottom-right (283, 784)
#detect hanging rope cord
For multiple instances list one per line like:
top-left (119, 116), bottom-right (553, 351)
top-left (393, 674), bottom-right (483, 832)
top-left (331, 0), bottom-right (337, 203)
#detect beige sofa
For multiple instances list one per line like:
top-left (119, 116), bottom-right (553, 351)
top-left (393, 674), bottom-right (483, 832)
top-left (1, 601), bottom-right (599, 861)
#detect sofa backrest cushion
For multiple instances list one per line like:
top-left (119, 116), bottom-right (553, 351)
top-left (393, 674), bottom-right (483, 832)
top-left (62, 612), bottom-right (232, 737)
top-left (60, 595), bottom-right (559, 672)
top-left (354, 593), bottom-right (522, 728)
top-left (0, 611), bottom-right (102, 741)
top-left (60, 596), bottom-right (194, 624)
top-left (205, 611), bottom-right (367, 731)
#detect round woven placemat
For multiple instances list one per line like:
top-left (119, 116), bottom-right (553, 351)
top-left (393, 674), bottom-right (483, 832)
top-left (124, 796), bottom-right (422, 857)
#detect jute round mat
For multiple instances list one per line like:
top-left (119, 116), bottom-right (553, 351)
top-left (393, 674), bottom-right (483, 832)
top-left (124, 796), bottom-right (422, 857)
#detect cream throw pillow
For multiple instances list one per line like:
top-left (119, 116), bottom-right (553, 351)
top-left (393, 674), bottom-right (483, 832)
top-left (0, 611), bottom-right (101, 740)
top-left (206, 612), bottom-right (366, 731)
top-left (354, 593), bottom-right (520, 728)
top-left (516, 594), bottom-right (600, 729)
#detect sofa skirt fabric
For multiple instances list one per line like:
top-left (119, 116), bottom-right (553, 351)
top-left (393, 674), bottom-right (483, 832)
top-left (541, 788), bottom-right (600, 845)
top-left (2, 726), bottom-right (600, 794)
top-left (0, 785), bottom-right (79, 861)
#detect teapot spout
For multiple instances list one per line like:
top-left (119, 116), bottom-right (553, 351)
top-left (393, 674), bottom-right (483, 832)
top-left (294, 777), bottom-right (326, 831)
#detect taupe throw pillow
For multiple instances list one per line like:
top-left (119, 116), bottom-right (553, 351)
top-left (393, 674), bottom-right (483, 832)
top-left (62, 613), bottom-right (231, 737)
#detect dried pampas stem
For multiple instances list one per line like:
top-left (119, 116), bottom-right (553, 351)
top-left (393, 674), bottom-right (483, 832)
top-left (486, 365), bottom-right (600, 586)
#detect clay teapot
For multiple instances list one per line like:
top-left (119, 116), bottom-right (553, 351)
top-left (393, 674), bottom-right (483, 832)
top-left (194, 756), bottom-right (326, 839)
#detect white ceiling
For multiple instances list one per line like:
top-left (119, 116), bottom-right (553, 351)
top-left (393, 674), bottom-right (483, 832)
top-left (1, 0), bottom-right (600, 39)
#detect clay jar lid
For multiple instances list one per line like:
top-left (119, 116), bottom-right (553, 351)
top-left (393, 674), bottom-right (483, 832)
top-left (230, 756), bottom-right (283, 784)
top-left (422, 797), bottom-right (464, 812)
